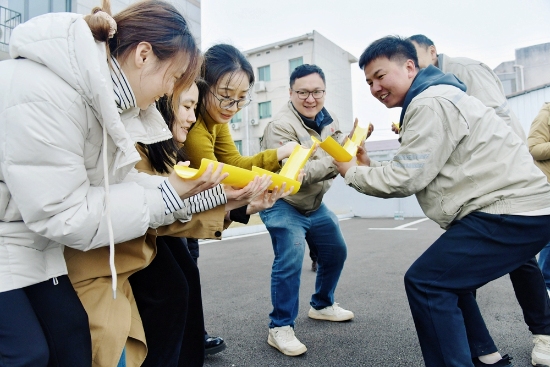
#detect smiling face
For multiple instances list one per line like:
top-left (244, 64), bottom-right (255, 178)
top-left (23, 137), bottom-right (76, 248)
top-left (122, 42), bottom-right (187, 110)
top-left (364, 57), bottom-right (417, 108)
top-left (172, 83), bottom-right (199, 144)
top-left (205, 70), bottom-right (250, 124)
top-left (289, 73), bottom-right (326, 119)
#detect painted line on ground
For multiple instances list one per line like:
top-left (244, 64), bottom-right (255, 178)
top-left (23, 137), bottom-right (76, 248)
top-left (369, 217), bottom-right (429, 230)
top-left (200, 217), bottom-right (352, 244)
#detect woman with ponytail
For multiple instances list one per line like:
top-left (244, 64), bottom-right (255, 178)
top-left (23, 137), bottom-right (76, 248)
top-left (0, 1), bottom-right (227, 366)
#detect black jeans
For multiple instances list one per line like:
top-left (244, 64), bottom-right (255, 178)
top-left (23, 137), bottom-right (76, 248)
top-left (130, 236), bottom-right (205, 367)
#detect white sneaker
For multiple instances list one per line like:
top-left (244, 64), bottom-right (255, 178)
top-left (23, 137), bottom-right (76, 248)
top-left (532, 334), bottom-right (550, 366)
top-left (308, 303), bottom-right (354, 321)
top-left (267, 326), bottom-right (307, 356)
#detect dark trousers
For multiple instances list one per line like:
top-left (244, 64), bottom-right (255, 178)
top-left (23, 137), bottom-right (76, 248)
top-left (509, 257), bottom-right (550, 335)
top-left (186, 238), bottom-right (199, 264)
top-left (0, 275), bottom-right (91, 367)
top-left (404, 212), bottom-right (550, 367)
top-left (130, 236), bottom-right (205, 367)
top-left (466, 257), bottom-right (550, 356)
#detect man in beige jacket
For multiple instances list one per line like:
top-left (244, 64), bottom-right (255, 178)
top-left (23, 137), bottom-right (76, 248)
top-left (259, 64), bottom-right (354, 357)
top-left (409, 34), bottom-right (550, 367)
top-left (336, 35), bottom-right (550, 367)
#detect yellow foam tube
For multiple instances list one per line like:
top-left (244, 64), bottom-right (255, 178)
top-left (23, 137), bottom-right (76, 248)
top-left (312, 136), bottom-right (353, 162)
top-left (174, 158), bottom-right (305, 195)
top-left (343, 123), bottom-right (371, 155)
top-left (279, 145), bottom-right (315, 180)
top-left (174, 158), bottom-right (258, 188)
top-left (251, 166), bottom-right (301, 195)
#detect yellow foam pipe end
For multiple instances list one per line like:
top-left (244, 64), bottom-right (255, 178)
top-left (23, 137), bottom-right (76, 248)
top-left (279, 144), bottom-right (315, 180)
top-left (252, 166), bottom-right (301, 195)
top-left (311, 135), bottom-right (353, 162)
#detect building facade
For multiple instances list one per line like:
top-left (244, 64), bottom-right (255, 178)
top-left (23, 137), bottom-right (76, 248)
top-left (0, 0), bottom-right (200, 60)
top-left (494, 42), bottom-right (550, 96)
top-left (228, 30), bottom-right (357, 155)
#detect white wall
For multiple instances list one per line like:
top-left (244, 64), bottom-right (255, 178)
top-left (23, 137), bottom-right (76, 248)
top-left (322, 175), bottom-right (425, 219)
top-left (311, 31), bottom-right (355, 133)
top-left (508, 86), bottom-right (550, 135)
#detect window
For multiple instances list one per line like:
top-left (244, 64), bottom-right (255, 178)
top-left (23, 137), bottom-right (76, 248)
top-left (231, 110), bottom-right (242, 123)
top-left (8, 0), bottom-right (71, 21)
top-left (289, 57), bottom-right (303, 74)
top-left (259, 101), bottom-right (272, 119)
top-left (258, 65), bottom-right (271, 82)
top-left (234, 140), bottom-right (242, 155)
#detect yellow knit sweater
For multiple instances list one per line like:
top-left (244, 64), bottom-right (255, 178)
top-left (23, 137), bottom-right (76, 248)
top-left (185, 112), bottom-right (281, 171)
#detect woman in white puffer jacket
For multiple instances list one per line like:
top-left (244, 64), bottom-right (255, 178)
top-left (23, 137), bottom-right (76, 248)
top-left (0, 1), bottom-right (227, 366)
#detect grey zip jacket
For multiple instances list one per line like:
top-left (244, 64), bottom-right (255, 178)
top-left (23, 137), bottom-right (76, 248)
top-left (345, 66), bottom-right (550, 229)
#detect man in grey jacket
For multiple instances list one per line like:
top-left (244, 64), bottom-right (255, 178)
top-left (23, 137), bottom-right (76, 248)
top-left (336, 35), bottom-right (550, 367)
top-left (259, 64), bottom-right (354, 357)
top-left (409, 34), bottom-right (550, 367)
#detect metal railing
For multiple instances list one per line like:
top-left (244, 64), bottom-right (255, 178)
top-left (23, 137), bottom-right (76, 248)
top-left (0, 6), bottom-right (22, 48)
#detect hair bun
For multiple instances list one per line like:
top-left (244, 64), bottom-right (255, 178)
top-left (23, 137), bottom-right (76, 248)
top-left (84, 7), bottom-right (117, 42)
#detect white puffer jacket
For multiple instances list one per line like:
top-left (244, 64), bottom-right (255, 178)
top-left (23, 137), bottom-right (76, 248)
top-left (0, 13), bottom-right (184, 292)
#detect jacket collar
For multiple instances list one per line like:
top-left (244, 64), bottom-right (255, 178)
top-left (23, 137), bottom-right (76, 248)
top-left (109, 56), bottom-right (137, 113)
top-left (399, 64), bottom-right (466, 125)
top-left (292, 103), bottom-right (333, 134)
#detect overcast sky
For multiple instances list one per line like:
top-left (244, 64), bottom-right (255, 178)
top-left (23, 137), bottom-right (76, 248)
top-left (201, 0), bottom-right (550, 140)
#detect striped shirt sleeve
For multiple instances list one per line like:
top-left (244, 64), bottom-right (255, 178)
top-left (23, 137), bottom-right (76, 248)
top-left (159, 180), bottom-right (186, 214)
top-left (182, 185), bottom-right (227, 214)
top-left (158, 180), bottom-right (227, 215)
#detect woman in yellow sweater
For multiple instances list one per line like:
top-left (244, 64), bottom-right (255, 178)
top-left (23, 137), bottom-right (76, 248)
top-left (185, 43), bottom-right (297, 170)
top-left (183, 44), bottom-right (300, 352)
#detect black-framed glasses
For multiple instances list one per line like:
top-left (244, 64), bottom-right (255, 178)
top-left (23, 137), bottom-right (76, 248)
top-left (292, 89), bottom-right (325, 100)
top-left (209, 90), bottom-right (252, 110)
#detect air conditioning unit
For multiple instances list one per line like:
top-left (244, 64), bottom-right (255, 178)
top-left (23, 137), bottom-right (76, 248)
top-left (250, 119), bottom-right (258, 126)
top-left (230, 123), bottom-right (240, 130)
top-left (254, 81), bottom-right (266, 93)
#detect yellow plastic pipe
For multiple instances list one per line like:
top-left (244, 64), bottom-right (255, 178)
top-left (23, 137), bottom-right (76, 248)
top-left (252, 166), bottom-right (301, 195)
top-left (173, 158), bottom-right (258, 188)
top-left (313, 123), bottom-right (372, 162)
top-left (312, 136), bottom-right (353, 162)
top-left (279, 144), bottom-right (316, 180)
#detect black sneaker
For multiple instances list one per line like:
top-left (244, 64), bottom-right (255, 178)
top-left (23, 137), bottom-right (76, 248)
top-left (205, 334), bottom-right (226, 356)
top-left (473, 354), bottom-right (513, 367)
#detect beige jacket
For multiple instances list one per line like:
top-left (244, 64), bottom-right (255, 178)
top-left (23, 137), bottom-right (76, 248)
top-left (66, 145), bottom-right (227, 367)
top-left (528, 102), bottom-right (550, 181)
top-left (345, 85), bottom-right (550, 229)
top-left (438, 54), bottom-right (526, 141)
top-left (261, 101), bottom-right (345, 212)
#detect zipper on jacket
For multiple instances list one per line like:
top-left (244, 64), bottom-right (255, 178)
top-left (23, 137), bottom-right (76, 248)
top-left (52, 277), bottom-right (59, 285)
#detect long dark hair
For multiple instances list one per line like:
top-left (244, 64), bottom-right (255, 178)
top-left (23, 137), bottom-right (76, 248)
top-left (138, 96), bottom-right (188, 174)
top-left (196, 43), bottom-right (255, 119)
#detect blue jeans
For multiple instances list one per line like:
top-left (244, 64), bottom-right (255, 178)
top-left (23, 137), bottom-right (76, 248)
top-left (117, 348), bottom-right (126, 367)
top-left (405, 212), bottom-right (550, 367)
top-left (539, 242), bottom-right (550, 290)
top-left (260, 200), bottom-right (347, 328)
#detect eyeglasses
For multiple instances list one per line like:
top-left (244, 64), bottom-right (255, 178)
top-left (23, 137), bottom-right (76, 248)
top-left (209, 90), bottom-right (252, 110)
top-left (292, 90), bottom-right (325, 100)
